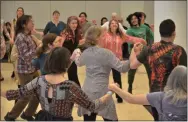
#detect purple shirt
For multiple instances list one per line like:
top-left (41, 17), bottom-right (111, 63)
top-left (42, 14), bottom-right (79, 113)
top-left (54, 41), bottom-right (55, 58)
top-left (147, 92), bottom-right (187, 121)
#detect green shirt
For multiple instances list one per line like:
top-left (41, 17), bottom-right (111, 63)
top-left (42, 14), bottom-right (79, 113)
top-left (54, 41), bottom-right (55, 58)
top-left (126, 24), bottom-right (154, 52)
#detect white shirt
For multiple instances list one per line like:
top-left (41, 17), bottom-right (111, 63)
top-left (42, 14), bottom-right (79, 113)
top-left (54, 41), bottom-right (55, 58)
top-left (101, 21), bottom-right (127, 34)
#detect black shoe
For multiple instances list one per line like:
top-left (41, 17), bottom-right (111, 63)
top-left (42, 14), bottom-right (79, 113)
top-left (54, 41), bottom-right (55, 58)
top-left (20, 112), bottom-right (34, 121)
top-left (11, 71), bottom-right (15, 78)
top-left (4, 112), bottom-right (15, 121)
top-left (128, 86), bottom-right (132, 94)
top-left (128, 88), bottom-right (132, 94)
top-left (0, 77), bottom-right (4, 82)
top-left (117, 98), bottom-right (123, 103)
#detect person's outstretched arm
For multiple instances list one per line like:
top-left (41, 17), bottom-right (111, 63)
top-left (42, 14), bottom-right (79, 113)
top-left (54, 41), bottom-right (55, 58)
top-left (108, 83), bottom-right (149, 105)
top-left (69, 82), bottom-right (113, 112)
top-left (1, 77), bottom-right (40, 100)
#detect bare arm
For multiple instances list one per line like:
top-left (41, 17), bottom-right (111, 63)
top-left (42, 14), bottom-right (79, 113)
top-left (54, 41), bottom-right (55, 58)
top-left (11, 21), bottom-right (15, 40)
top-left (124, 34), bottom-right (147, 45)
top-left (33, 28), bottom-right (44, 36)
top-left (119, 23), bottom-right (127, 34)
top-left (108, 83), bottom-right (150, 105)
top-left (130, 43), bottom-right (146, 69)
top-left (31, 35), bottom-right (42, 47)
top-left (129, 47), bottom-right (142, 69)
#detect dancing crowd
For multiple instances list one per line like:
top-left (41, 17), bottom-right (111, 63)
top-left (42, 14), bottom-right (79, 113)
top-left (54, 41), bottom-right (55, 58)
top-left (0, 7), bottom-right (187, 121)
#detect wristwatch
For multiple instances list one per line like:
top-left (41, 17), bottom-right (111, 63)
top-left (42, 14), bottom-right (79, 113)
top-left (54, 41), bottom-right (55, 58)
top-left (107, 91), bottom-right (113, 95)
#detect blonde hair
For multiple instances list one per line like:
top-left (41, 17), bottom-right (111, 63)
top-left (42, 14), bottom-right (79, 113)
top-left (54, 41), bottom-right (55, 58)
top-left (84, 25), bottom-right (103, 46)
top-left (164, 65), bottom-right (187, 104)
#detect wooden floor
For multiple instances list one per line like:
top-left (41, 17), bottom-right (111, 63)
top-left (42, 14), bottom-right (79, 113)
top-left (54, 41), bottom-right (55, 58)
top-left (1, 63), bottom-right (153, 121)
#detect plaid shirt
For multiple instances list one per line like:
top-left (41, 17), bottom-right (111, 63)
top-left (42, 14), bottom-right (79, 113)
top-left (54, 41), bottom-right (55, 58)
top-left (101, 32), bottom-right (144, 59)
top-left (0, 32), bottom-right (6, 59)
top-left (15, 33), bottom-right (36, 74)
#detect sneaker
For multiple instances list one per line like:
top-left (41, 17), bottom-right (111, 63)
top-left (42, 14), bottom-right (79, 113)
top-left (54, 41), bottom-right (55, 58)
top-left (20, 112), bottom-right (34, 121)
top-left (4, 112), bottom-right (15, 121)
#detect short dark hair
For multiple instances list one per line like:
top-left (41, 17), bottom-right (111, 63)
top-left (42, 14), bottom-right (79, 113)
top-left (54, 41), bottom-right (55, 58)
top-left (101, 17), bottom-right (108, 25)
top-left (159, 19), bottom-right (176, 37)
top-left (126, 13), bottom-right (141, 27)
top-left (44, 47), bottom-right (71, 74)
top-left (79, 12), bottom-right (87, 18)
top-left (53, 10), bottom-right (60, 15)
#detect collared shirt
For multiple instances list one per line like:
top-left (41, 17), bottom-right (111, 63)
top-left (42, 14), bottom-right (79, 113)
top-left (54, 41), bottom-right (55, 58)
top-left (15, 33), bottom-right (37, 74)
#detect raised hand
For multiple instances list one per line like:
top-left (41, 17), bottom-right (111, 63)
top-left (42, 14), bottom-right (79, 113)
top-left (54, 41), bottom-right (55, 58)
top-left (79, 39), bottom-right (85, 45)
top-left (31, 27), bottom-right (37, 34)
top-left (92, 20), bottom-right (97, 25)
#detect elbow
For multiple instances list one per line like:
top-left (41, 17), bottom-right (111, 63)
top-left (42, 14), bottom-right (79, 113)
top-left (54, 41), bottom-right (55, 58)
top-left (130, 62), bottom-right (138, 69)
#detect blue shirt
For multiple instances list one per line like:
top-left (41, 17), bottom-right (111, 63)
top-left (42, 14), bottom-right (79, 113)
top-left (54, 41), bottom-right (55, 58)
top-left (43, 21), bottom-right (66, 36)
top-left (32, 53), bottom-right (48, 75)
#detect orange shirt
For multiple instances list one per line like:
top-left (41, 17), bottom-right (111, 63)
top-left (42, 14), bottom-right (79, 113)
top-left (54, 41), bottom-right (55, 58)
top-left (100, 32), bottom-right (145, 59)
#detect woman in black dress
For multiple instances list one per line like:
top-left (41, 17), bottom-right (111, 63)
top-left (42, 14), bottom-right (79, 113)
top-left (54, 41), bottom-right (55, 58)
top-left (60, 16), bottom-right (82, 86)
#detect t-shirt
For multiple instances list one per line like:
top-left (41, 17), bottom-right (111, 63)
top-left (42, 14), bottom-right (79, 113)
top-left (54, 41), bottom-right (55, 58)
top-left (43, 21), bottom-right (66, 36)
top-left (126, 24), bottom-right (154, 46)
top-left (137, 40), bottom-right (187, 92)
top-left (147, 92), bottom-right (187, 121)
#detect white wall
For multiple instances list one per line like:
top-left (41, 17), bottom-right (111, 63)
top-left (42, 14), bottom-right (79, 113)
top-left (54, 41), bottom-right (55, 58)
top-left (120, 1), bottom-right (144, 27)
top-left (1, 1), bottom-right (154, 29)
top-left (154, 1), bottom-right (187, 50)
top-left (86, 1), bottom-right (120, 25)
top-left (144, 1), bottom-right (154, 25)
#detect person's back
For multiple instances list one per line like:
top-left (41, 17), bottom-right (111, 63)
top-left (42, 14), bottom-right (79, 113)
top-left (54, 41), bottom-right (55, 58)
top-left (80, 46), bottom-right (130, 92)
top-left (130, 19), bottom-right (187, 121)
top-left (81, 47), bottom-right (113, 92)
top-left (146, 41), bottom-right (187, 92)
top-left (147, 92), bottom-right (187, 121)
top-left (31, 76), bottom-right (98, 120)
top-left (3, 47), bottom-right (113, 121)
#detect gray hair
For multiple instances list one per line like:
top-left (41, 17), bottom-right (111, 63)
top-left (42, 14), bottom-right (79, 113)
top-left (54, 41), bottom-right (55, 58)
top-left (84, 25), bottom-right (103, 46)
top-left (164, 65), bottom-right (187, 104)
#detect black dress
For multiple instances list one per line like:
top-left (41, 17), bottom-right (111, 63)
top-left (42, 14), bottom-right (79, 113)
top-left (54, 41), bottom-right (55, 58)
top-left (62, 32), bottom-right (80, 86)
